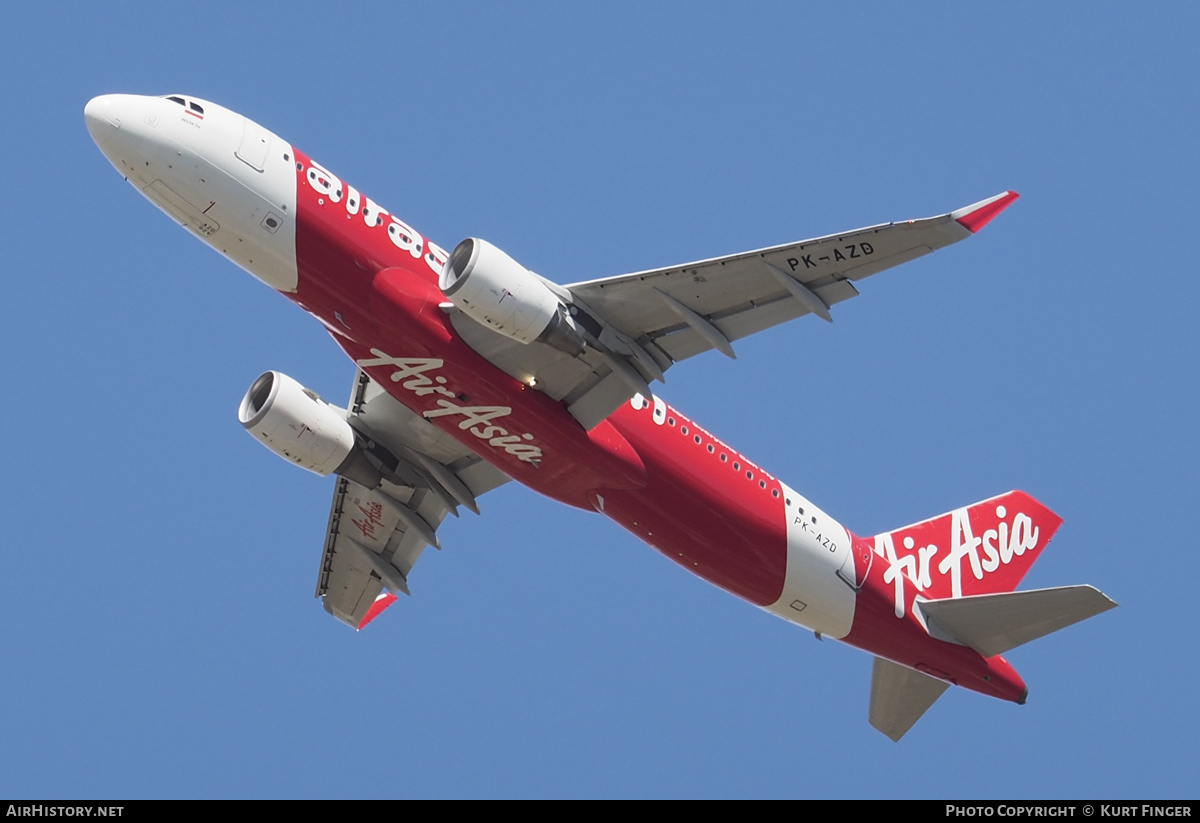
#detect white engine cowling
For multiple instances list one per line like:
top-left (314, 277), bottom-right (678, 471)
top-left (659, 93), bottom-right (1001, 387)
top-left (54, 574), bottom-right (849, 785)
top-left (237, 371), bottom-right (357, 476)
top-left (440, 238), bottom-right (584, 354)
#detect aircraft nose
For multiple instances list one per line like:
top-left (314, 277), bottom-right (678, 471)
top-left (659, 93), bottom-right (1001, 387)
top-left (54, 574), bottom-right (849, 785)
top-left (84, 94), bottom-right (123, 142)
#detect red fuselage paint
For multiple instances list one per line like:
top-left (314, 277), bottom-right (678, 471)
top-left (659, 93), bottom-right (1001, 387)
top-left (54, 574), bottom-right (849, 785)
top-left (287, 148), bottom-right (1027, 704)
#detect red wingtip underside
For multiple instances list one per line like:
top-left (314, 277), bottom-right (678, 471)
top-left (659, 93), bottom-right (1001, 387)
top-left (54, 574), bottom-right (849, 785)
top-left (356, 591), bottom-right (398, 630)
top-left (954, 190), bottom-right (1020, 234)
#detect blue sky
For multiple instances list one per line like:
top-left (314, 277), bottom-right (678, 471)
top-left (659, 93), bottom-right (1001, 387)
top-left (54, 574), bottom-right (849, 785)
top-left (3, 2), bottom-right (1197, 798)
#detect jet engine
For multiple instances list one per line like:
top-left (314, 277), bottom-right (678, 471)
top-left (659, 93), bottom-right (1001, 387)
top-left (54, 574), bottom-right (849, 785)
top-left (237, 371), bottom-right (382, 488)
top-left (440, 237), bottom-right (585, 355)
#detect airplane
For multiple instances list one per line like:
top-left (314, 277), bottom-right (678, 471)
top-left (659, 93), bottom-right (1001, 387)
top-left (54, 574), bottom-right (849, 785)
top-left (84, 92), bottom-right (1116, 741)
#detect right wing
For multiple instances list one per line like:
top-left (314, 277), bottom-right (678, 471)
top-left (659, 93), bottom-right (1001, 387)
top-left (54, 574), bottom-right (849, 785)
top-left (316, 369), bottom-right (510, 629)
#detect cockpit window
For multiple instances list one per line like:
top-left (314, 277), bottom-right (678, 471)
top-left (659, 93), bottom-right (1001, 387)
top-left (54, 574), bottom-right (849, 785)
top-left (166, 96), bottom-right (185, 106)
top-left (189, 102), bottom-right (204, 115)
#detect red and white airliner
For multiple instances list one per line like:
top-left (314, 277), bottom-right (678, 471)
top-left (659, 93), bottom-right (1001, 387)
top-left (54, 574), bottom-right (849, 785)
top-left (85, 93), bottom-right (1115, 740)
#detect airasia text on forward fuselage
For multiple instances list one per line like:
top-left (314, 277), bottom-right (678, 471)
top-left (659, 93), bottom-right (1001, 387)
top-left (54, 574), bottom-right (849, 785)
top-left (304, 158), bottom-right (449, 277)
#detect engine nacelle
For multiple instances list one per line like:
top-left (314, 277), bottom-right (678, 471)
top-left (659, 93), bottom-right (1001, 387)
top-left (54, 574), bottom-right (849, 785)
top-left (440, 237), bottom-right (584, 354)
top-left (237, 371), bottom-right (380, 487)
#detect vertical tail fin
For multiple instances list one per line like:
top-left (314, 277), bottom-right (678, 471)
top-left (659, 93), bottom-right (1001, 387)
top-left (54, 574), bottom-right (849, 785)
top-left (873, 490), bottom-right (1062, 601)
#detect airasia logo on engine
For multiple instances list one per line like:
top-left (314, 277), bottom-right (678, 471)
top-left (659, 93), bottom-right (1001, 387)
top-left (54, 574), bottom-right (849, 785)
top-left (875, 503), bottom-right (1042, 618)
top-left (356, 349), bottom-right (543, 465)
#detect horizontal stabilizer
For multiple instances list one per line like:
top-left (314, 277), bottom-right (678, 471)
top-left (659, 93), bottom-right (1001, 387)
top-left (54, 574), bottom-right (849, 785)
top-left (869, 657), bottom-right (950, 742)
top-left (918, 585), bottom-right (1117, 658)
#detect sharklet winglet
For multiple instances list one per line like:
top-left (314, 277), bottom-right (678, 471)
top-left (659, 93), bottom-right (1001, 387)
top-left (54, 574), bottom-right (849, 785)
top-left (952, 190), bottom-right (1020, 234)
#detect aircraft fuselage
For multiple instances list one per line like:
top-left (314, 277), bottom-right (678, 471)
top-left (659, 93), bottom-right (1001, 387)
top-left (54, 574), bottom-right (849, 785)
top-left (85, 93), bottom-right (1042, 716)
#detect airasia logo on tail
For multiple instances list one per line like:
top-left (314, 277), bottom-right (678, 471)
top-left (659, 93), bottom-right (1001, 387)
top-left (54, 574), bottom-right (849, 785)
top-left (939, 504), bottom-right (1040, 598)
top-left (873, 491), bottom-right (1060, 618)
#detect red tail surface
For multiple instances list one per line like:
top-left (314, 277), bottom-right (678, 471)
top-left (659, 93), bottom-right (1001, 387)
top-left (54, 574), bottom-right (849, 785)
top-left (872, 490), bottom-right (1062, 601)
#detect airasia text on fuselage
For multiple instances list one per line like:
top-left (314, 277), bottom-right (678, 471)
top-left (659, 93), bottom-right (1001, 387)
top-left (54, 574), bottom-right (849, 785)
top-left (303, 158), bottom-right (449, 277)
top-left (355, 349), bottom-right (544, 464)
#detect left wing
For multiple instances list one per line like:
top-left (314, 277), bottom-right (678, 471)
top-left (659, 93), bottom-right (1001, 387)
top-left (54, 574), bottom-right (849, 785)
top-left (447, 192), bottom-right (1018, 429)
top-left (566, 191), bottom-right (1018, 364)
top-left (316, 369), bottom-right (510, 629)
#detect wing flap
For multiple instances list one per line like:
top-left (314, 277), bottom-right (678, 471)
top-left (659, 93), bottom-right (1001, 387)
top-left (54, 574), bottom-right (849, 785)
top-left (649, 279), bottom-right (860, 363)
